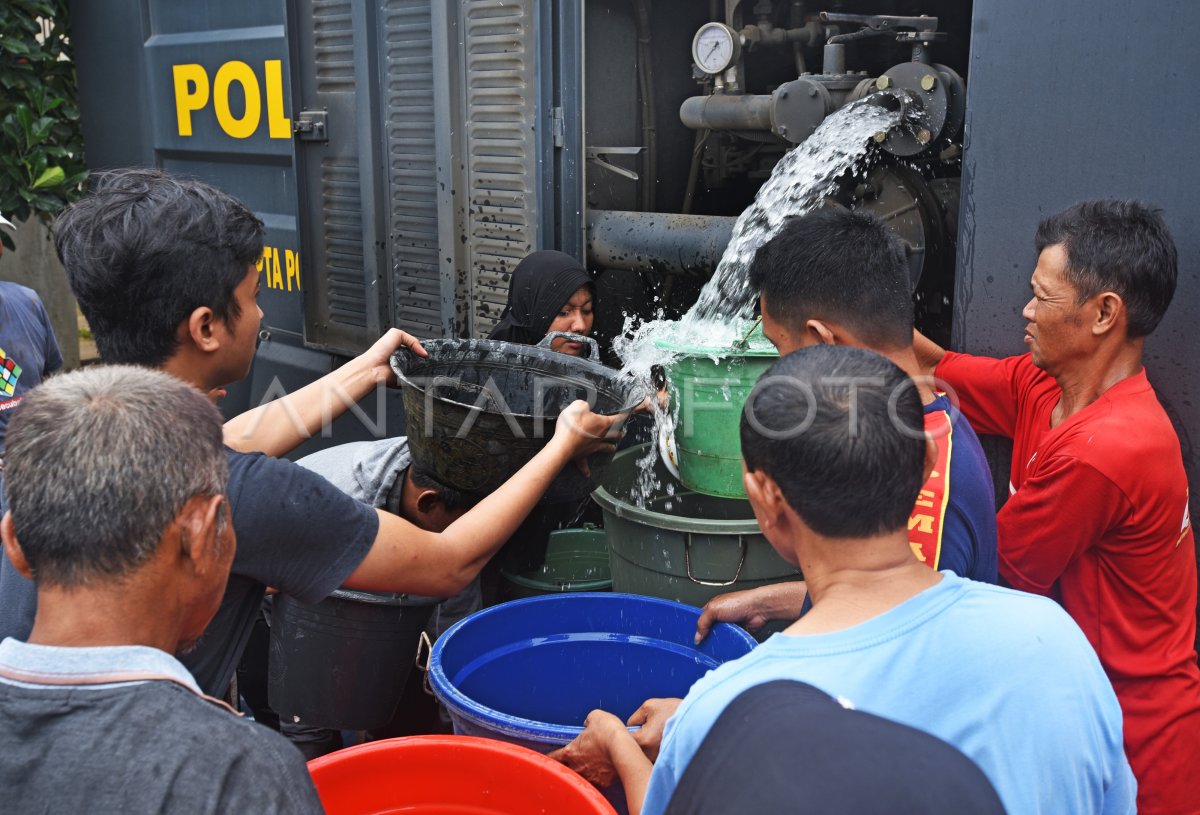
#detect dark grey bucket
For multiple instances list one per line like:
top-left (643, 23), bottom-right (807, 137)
top-left (268, 589), bottom-right (440, 731)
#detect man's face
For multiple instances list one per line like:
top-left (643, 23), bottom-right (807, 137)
top-left (212, 265), bottom-right (263, 386)
top-left (1021, 244), bottom-right (1091, 374)
top-left (759, 294), bottom-right (811, 356)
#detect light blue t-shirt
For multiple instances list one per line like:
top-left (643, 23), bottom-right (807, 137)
top-left (645, 573), bottom-right (1134, 815)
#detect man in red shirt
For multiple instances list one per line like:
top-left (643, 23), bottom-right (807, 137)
top-left (916, 199), bottom-right (1200, 814)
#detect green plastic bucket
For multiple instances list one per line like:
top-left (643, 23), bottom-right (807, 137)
top-left (592, 444), bottom-right (802, 610)
top-left (500, 525), bottom-right (613, 598)
top-left (655, 323), bottom-right (778, 499)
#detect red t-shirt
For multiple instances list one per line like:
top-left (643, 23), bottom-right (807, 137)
top-left (938, 351), bottom-right (1200, 815)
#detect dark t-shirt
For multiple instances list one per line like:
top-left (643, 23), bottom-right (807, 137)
top-left (0, 282), bottom-right (63, 458)
top-left (0, 677), bottom-right (322, 813)
top-left (925, 393), bottom-right (998, 584)
top-left (665, 680), bottom-right (1006, 815)
top-left (0, 448), bottom-right (379, 694)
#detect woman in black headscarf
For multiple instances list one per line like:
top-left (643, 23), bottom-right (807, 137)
top-left (481, 251), bottom-right (601, 595)
top-left (488, 250), bottom-right (595, 356)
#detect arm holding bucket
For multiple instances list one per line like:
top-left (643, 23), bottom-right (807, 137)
top-left (694, 582), bottom-right (809, 643)
top-left (224, 328), bottom-right (427, 458)
top-left (551, 709), bottom-right (652, 815)
top-left (627, 697), bottom-right (682, 761)
top-left (911, 328), bottom-right (946, 381)
top-left (342, 400), bottom-right (624, 597)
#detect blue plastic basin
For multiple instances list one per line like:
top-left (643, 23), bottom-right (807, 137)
top-left (428, 592), bottom-right (757, 750)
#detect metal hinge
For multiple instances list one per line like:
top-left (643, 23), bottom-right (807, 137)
top-left (551, 106), bottom-right (565, 148)
top-left (294, 110), bottom-right (328, 142)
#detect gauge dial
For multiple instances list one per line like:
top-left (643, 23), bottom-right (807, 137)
top-left (692, 23), bottom-right (740, 75)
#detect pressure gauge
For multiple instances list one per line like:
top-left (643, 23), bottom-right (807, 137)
top-left (692, 22), bottom-right (741, 75)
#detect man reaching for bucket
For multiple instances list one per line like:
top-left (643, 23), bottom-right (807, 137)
top-left (913, 199), bottom-right (1200, 814)
top-left (552, 346), bottom-right (1133, 815)
top-left (0, 168), bottom-right (625, 701)
top-left (693, 207), bottom-right (998, 643)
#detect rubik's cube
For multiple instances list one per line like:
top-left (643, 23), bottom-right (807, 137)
top-left (0, 347), bottom-right (22, 398)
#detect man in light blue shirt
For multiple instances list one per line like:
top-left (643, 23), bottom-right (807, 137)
top-left (554, 346), bottom-right (1134, 815)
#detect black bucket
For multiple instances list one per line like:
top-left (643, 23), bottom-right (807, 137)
top-left (391, 339), bottom-right (644, 499)
top-left (268, 589), bottom-right (440, 731)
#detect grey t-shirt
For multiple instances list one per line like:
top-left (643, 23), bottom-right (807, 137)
top-left (0, 448), bottom-right (380, 696)
top-left (0, 639), bottom-right (323, 814)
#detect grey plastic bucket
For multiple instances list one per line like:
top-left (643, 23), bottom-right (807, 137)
top-left (592, 444), bottom-right (802, 609)
top-left (500, 525), bottom-right (612, 599)
top-left (268, 589), bottom-right (441, 731)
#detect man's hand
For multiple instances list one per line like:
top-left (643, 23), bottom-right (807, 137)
top-left (627, 697), bottom-right (681, 762)
top-left (549, 709), bottom-right (634, 787)
top-left (361, 328), bottom-right (427, 387)
top-left (553, 400), bottom-right (625, 476)
top-left (694, 581), bottom-right (808, 644)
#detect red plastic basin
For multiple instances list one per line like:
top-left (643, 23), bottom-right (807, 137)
top-left (307, 734), bottom-right (616, 815)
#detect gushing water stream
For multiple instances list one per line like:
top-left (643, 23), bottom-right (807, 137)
top-left (612, 98), bottom-right (907, 506)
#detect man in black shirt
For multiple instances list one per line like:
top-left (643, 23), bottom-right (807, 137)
top-left (0, 168), bottom-right (622, 695)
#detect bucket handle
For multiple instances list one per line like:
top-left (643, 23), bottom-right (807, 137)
top-left (415, 630), bottom-right (435, 697)
top-left (684, 534), bottom-right (747, 587)
top-left (538, 331), bottom-right (599, 360)
top-left (731, 315), bottom-right (764, 350)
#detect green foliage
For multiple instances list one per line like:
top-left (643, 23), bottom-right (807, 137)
top-left (0, 0), bottom-right (87, 251)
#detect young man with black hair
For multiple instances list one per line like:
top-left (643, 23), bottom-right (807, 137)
top-left (0, 168), bottom-right (623, 701)
top-left (553, 346), bottom-right (1133, 815)
top-left (915, 199), bottom-right (1200, 813)
top-left (694, 208), bottom-right (997, 641)
top-left (0, 366), bottom-right (322, 814)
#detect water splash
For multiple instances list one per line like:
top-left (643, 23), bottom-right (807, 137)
top-left (685, 98), bottom-right (904, 323)
top-left (611, 98), bottom-right (906, 507)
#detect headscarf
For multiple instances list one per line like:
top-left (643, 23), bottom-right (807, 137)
top-left (487, 250), bottom-right (593, 346)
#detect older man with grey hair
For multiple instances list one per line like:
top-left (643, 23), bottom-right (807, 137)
top-left (0, 366), bottom-right (322, 814)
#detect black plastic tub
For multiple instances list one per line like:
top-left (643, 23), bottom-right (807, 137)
top-left (268, 589), bottom-right (440, 731)
top-left (391, 339), bottom-right (645, 499)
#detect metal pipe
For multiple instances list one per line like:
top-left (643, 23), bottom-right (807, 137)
top-left (680, 94), bottom-right (774, 132)
top-left (635, 0), bottom-right (657, 211)
top-left (682, 128), bottom-right (709, 214)
top-left (822, 42), bottom-right (845, 75)
top-left (586, 210), bottom-right (736, 276)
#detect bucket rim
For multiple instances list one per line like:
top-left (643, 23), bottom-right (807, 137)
top-left (327, 588), bottom-right (445, 606)
top-left (591, 446), bottom-right (762, 533)
top-left (306, 734), bottom-right (616, 813)
top-left (498, 571), bottom-right (613, 593)
top-left (428, 592), bottom-right (756, 743)
top-left (651, 339), bottom-right (780, 358)
top-left (390, 338), bottom-right (647, 417)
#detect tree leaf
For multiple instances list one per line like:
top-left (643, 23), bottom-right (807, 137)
top-left (31, 165), bottom-right (65, 189)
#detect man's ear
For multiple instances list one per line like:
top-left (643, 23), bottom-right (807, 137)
top-left (923, 433), bottom-right (939, 483)
top-left (184, 306), bottom-right (221, 353)
top-left (1092, 291), bottom-right (1124, 337)
top-left (1, 512), bottom-right (33, 580)
top-left (743, 468), bottom-right (786, 530)
top-left (177, 494), bottom-right (225, 574)
top-left (804, 319), bottom-right (837, 346)
top-left (414, 489), bottom-right (443, 516)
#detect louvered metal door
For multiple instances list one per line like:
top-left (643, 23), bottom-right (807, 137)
top-left (289, 0), bottom-right (388, 353)
top-left (457, 0), bottom-right (547, 337)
